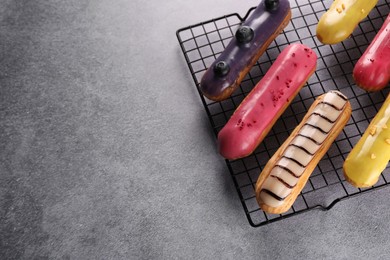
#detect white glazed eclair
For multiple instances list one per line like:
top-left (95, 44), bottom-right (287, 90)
top-left (255, 91), bottom-right (352, 214)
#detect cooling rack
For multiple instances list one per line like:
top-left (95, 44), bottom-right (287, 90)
top-left (176, 0), bottom-right (390, 227)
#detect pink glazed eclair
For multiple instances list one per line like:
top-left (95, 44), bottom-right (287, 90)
top-left (218, 44), bottom-right (317, 160)
top-left (353, 14), bottom-right (390, 91)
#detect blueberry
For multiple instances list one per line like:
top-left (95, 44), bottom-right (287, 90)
top-left (265, 0), bottom-right (279, 10)
top-left (213, 61), bottom-right (230, 77)
top-left (235, 26), bottom-right (254, 43)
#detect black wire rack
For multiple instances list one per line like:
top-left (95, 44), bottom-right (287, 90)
top-left (176, 0), bottom-right (390, 227)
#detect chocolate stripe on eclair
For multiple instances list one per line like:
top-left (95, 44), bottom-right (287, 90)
top-left (330, 90), bottom-right (348, 101)
top-left (304, 123), bottom-right (329, 135)
top-left (297, 133), bottom-right (322, 145)
top-left (318, 101), bottom-right (344, 111)
top-left (275, 165), bottom-right (300, 178)
top-left (271, 175), bottom-right (297, 189)
top-left (261, 189), bottom-right (286, 201)
top-left (290, 144), bottom-right (314, 156)
top-left (282, 156), bottom-right (307, 168)
top-left (312, 112), bottom-right (337, 124)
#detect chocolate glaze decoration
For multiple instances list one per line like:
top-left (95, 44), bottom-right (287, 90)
top-left (318, 101), bottom-right (343, 111)
top-left (297, 133), bottom-right (321, 145)
top-left (330, 90), bottom-right (348, 101)
top-left (271, 175), bottom-right (297, 189)
top-left (312, 112), bottom-right (336, 124)
top-left (262, 189), bottom-right (285, 201)
top-left (304, 123), bottom-right (328, 135)
top-left (275, 165), bottom-right (300, 178)
top-left (290, 144), bottom-right (314, 156)
top-left (282, 156), bottom-right (307, 168)
top-left (200, 0), bottom-right (291, 101)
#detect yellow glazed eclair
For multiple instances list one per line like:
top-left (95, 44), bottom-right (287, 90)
top-left (316, 0), bottom-right (378, 44)
top-left (256, 91), bottom-right (352, 214)
top-left (343, 94), bottom-right (390, 188)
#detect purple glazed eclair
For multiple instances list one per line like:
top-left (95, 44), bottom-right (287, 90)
top-left (200, 0), bottom-right (291, 101)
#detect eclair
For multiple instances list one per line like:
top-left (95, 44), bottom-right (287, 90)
top-left (255, 91), bottom-right (352, 214)
top-left (316, 0), bottom-right (378, 45)
top-left (343, 94), bottom-right (390, 188)
top-left (353, 14), bottom-right (390, 91)
top-left (200, 0), bottom-right (291, 101)
top-left (218, 44), bottom-right (317, 160)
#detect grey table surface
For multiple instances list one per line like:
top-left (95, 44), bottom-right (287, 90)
top-left (1, 0), bottom-right (390, 259)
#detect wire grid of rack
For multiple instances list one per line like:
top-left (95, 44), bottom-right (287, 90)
top-left (176, 0), bottom-right (390, 227)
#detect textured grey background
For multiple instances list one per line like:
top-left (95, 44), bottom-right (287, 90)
top-left (1, 0), bottom-right (390, 259)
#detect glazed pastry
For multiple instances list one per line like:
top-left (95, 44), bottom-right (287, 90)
top-left (200, 0), bottom-right (291, 101)
top-left (255, 91), bottom-right (352, 214)
top-left (343, 94), bottom-right (390, 188)
top-left (316, 0), bottom-right (378, 45)
top-left (353, 14), bottom-right (390, 91)
top-left (218, 44), bottom-right (317, 160)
